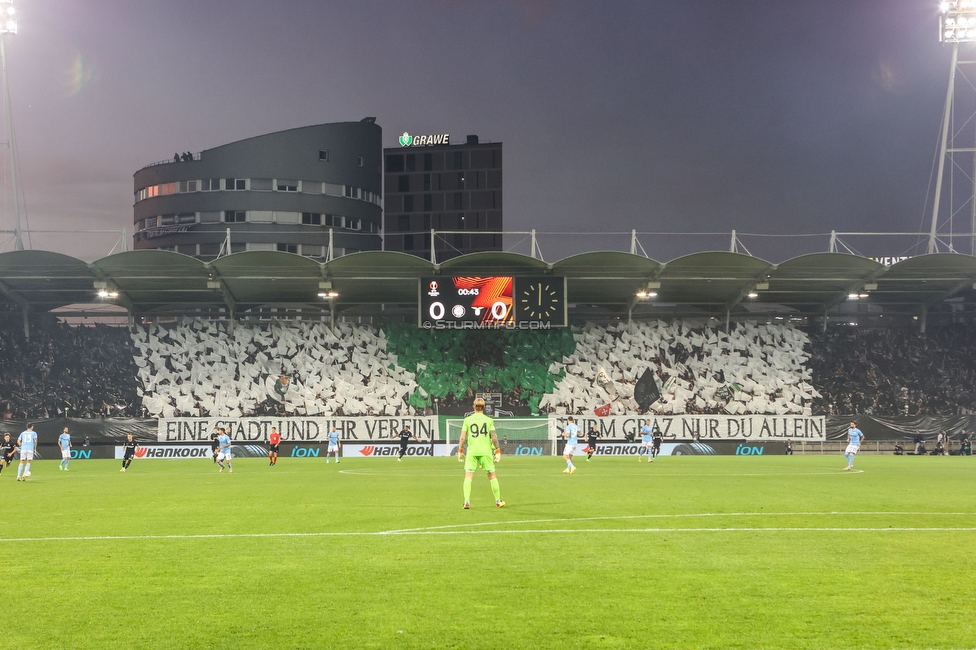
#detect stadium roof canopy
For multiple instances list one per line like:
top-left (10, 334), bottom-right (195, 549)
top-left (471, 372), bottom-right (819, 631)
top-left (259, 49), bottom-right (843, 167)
top-left (1, 248), bottom-right (975, 326)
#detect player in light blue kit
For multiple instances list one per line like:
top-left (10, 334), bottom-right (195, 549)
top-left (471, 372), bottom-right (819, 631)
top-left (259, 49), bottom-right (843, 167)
top-left (326, 425), bottom-right (341, 463)
top-left (638, 420), bottom-right (653, 462)
top-left (58, 427), bottom-right (72, 471)
top-left (16, 422), bottom-right (37, 482)
top-left (216, 429), bottom-right (233, 473)
top-left (844, 421), bottom-right (864, 471)
top-left (562, 417), bottom-right (580, 474)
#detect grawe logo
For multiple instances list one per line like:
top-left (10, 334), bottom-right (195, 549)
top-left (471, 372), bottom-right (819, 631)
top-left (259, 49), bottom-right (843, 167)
top-left (398, 132), bottom-right (413, 147)
top-left (359, 445), bottom-right (376, 456)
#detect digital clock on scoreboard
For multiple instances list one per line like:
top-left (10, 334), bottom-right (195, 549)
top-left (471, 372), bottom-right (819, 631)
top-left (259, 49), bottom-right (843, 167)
top-left (419, 277), bottom-right (566, 329)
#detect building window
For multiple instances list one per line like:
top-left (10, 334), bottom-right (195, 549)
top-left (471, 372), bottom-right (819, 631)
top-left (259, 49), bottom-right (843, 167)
top-left (250, 178), bottom-right (273, 191)
top-left (276, 180), bottom-right (298, 192)
top-left (423, 214), bottom-right (431, 231)
top-left (453, 151), bottom-right (463, 170)
top-left (386, 154), bottom-right (404, 173)
top-left (404, 234), bottom-right (414, 250)
top-left (179, 180), bottom-right (198, 193)
top-left (453, 192), bottom-right (463, 210)
top-left (398, 215), bottom-right (410, 231)
top-left (404, 195), bottom-right (414, 212)
top-left (302, 212), bottom-right (322, 225)
top-left (424, 153), bottom-right (432, 171)
top-left (223, 211), bottom-right (246, 223)
top-left (225, 178), bottom-right (246, 190)
top-left (406, 154), bottom-right (416, 172)
top-left (398, 175), bottom-right (409, 192)
top-left (458, 213), bottom-right (466, 229)
top-left (424, 194), bottom-right (432, 211)
top-left (458, 172), bottom-right (465, 189)
top-left (277, 243), bottom-right (298, 253)
top-left (202, 179), bottom-right (220, 191)
top-left (318, 150), bottom-right (329, 161)
top-left (423, 174), bottom-right (431, 191)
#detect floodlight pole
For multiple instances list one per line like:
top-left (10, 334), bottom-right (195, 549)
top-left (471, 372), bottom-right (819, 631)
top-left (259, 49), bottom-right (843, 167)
top-left (930, 43), bottom-right (960, 255)
top-left (0, 31), bottom-right (21, 251)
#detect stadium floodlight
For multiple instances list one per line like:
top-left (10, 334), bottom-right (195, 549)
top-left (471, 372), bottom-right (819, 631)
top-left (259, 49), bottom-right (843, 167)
top-left (94, 280), bottom-right (119, 299)
top-left (848, 293), bottom-right (860, 300)
top-left (941, 3), bottom-right (976, 44)
top-left (0, 0), bottom-right (16, 36)
top-left (636, 281), bottom-right (659, 298)
top-left (0, 0), bottom-right (21, 250)
top-left (747, 292), bottom-right (758, 299)
top-left (318, 280), bottom-right (338, 299)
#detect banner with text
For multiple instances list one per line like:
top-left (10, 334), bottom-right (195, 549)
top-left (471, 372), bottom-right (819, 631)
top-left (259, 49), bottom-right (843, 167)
top-left (158, 417), bottom-right (438, 443)
top-left (548, 414), bottom-right (826, 441)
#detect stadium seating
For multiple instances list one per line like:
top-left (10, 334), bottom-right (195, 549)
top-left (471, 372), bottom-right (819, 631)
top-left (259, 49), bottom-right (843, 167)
top-left (540, 320), bottom-right (817, 415)
top-left (133, 318), bottom-right (420, 418)
top-left (4, 311), bottom-right (976, 419)
top-left (0, 311), bottom-right (138, 419)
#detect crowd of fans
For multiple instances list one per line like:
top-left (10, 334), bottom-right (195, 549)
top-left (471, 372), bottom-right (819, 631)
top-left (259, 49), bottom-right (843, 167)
top-left (805, 324), bottom-right (976, 416)
top-left (2, 312), bottom-right (976, 420)
top-left (0, 312), bottom-right (139, 419)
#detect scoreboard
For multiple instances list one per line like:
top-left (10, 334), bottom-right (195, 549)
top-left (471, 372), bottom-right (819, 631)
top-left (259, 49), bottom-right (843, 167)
top-left (419, 276), bottom-right (566, 329)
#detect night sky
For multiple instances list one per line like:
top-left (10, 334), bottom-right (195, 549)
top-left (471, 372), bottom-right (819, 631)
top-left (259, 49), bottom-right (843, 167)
top-left (0, 0), bottom-right (959, 262)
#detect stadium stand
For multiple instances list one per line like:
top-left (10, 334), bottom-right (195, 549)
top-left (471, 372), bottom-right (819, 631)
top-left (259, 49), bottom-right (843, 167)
top-left (805, 325), bottom-right (976, 416)
top-left (133, 319), bottom-right (421, 418)
top-left (2, 312), bottom-right (976, 419)
top-left (541, 320), bottom-right (815, 416)
top-left (0, 311), bottom-right (138, 419)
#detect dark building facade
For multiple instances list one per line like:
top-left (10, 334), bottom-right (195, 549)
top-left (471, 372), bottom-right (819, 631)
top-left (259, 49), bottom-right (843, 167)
top-left (383, 134), bottom-right (501, 260)
top-left (133, 120), bottom-right (382, 260)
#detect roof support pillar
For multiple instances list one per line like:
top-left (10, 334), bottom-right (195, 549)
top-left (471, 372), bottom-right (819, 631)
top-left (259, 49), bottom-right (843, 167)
top-left (920, 306), bottom-right (928, 335)
top-left (22, 304), bottom-right (28, 340)
top-left (724, 308), bottom-right (730, 334)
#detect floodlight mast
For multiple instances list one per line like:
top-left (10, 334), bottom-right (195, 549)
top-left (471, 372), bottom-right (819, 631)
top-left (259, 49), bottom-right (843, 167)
top-left (0, 0), bottom-right (21, 251)
top-left (927, 0), bottom-right (976, 255)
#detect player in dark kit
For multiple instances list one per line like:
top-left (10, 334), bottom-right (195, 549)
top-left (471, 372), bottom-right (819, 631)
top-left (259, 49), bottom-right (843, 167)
top-left (120, 434), bottom-right (139, 472)
top-left (651, 427), bottom-right (664, 460)
top-left (393, 425), bottom-right (419, 461)
top-left (585, 423), bottom-right (599, 461)
top-left (209, 428), bottom-right (220, 463)
top-left (0, 432), bottom-right (16, 474)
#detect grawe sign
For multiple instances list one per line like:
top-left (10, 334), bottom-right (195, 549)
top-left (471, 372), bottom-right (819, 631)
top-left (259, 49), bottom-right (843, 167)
top-left (398, 132), bottom-right (450, 147)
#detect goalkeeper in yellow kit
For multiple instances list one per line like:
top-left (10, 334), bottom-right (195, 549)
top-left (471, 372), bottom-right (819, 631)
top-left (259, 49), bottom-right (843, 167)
top-left (457, 397), bottom-right (505, 509)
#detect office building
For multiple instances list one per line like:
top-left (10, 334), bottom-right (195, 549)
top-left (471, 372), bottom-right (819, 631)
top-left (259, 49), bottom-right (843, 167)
top-left (133, 120), bottom-right (383, 260)
top-left (384, 134), bottom-right (501, 260)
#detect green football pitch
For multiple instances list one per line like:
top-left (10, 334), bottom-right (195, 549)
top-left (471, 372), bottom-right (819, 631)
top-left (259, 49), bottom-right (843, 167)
top-left (2, 454), bottom-right (974, 649)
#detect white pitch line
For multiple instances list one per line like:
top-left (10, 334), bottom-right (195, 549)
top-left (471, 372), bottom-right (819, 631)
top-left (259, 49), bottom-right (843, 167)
top-left (383, 510), bottom-right (976, 533)
top-left (1, 526), bottom-right (975, 543)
